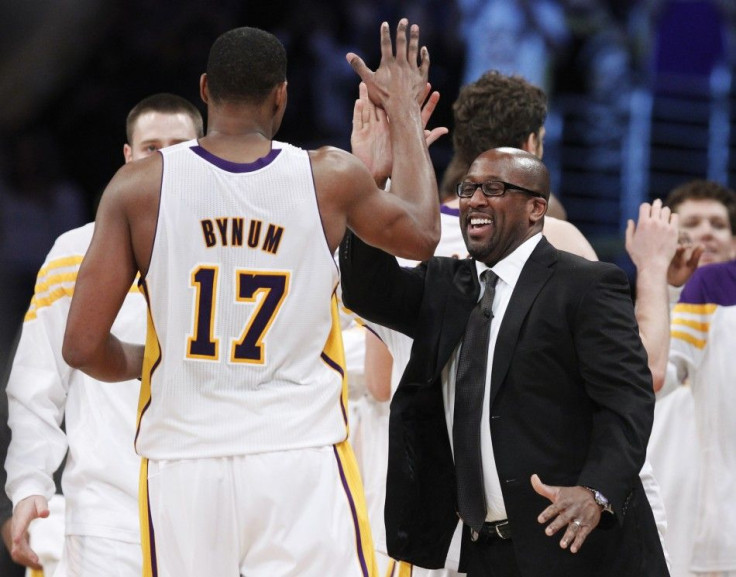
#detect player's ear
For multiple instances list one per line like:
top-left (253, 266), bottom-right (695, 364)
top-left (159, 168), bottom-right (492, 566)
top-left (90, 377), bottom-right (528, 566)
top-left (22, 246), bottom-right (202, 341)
top-left (522, 128), bottom-right (544, 159)
top-left (200, 74), bottom-right (209, 104)
top-left (274, 81), bottom-right (287, 112)
top-left (521, 132), bottom-right (536, 155)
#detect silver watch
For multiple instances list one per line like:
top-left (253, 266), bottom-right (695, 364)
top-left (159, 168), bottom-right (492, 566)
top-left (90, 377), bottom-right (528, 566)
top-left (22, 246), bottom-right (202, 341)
top-left (584, 486), bottom-right (613, 514)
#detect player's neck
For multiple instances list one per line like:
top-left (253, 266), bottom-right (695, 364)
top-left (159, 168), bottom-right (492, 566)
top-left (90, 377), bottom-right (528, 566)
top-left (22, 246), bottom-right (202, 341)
top-left (197, 131), bottom-right (274, 164)
top-left (206, 101), bottom-right (278, 140)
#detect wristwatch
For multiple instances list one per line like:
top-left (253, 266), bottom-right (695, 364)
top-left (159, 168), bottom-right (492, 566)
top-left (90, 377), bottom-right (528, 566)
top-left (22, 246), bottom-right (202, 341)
top-left (584, 486), bottom-right (613, 514)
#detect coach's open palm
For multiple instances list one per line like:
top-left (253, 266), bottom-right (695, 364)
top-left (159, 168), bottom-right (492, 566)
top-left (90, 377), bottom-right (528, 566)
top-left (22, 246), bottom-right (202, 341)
top-left (532, 474), bottom-right (602, 554)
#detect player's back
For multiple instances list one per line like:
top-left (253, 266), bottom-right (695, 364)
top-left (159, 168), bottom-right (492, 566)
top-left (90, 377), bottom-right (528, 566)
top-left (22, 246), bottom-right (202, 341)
top-left (137, 140), bottom-right (346, 459)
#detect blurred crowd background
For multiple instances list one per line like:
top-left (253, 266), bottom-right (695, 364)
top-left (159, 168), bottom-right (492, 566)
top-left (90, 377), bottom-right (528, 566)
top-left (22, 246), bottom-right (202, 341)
top-left (1, 0), bottom-right (735, 374)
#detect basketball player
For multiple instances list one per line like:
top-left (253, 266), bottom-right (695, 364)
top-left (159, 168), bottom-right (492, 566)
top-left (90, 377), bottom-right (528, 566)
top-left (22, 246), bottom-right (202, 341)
top-left (62, 22), bottom-right (440, 577)
top-left (4, 94), bottom-right (203, 576)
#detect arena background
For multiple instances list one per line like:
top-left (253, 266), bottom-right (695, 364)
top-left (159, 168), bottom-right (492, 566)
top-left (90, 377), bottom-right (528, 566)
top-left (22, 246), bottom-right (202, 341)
top-left (1, 0), bottom-right (735, 373)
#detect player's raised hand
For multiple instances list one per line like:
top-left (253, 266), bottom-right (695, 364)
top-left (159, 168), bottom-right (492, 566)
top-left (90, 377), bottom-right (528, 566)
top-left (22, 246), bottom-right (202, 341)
top-left (667, 232), bottom-right (704, 287)
top-left (625, 199), bottom-right (679, 272)
top-left (346, 19), bottom-right (429, 110)
top-left (351, 81), bottom-right (447, 186)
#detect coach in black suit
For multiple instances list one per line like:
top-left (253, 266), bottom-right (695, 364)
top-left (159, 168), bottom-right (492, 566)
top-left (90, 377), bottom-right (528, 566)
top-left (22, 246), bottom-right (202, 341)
top-left (340, 148), bottom-right (668, 577)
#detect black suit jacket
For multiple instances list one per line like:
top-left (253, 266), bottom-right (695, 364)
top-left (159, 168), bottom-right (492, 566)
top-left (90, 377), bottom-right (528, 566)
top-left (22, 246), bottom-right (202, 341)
top-left (340, 233), bottom-right (669, 577)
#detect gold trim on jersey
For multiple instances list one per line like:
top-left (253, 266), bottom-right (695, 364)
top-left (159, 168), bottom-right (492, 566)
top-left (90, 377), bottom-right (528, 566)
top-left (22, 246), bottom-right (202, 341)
top-left (384, 557), bottom-right (413, 577)
top-left (671, 317), bottom-right (710, 332)
top-left (670, 329), bottom-right (707, 349)
top-left (36, 255), bottom-right (84, 278)
top-left (397, 561), bottom-right (413, 577)
top-left (321, 295), bottom-right (350, 434)
top-left (25, 258), bottom-right (140, 321)
top-left (672, 303), bottom-right (718, 315)
top-left (136, 280), bottom-right (162, 440)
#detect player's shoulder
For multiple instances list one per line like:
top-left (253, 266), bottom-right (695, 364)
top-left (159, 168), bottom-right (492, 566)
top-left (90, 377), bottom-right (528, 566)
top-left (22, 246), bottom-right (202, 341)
top-left (46, 222), bottom-right (95, 261)
top-left (112, 150), bottom-right (163, 187)
top-left (681, 260), bottom-right (736, 307)
top-left (690, 259), bottom-right (736, 283)
top-left (308, 146), bottom-right (371, 201)
top-left (102, 153), bottom-right (163, 216)
top-left (308, 145), bottom-right (359, 172)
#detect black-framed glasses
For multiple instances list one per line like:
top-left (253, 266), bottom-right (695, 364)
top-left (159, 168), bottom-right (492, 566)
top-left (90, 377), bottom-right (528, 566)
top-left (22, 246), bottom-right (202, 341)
top-left (456, 180), bottom-right (546, 199)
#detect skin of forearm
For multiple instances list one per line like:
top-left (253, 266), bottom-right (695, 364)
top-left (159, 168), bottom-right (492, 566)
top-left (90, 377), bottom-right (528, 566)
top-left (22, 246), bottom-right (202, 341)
top-left (384, 99), bottom-right (439, 237)
top-left (635, 265), bottom-right (671, 392)
top-left (67, 335), bottom-right (143, 383)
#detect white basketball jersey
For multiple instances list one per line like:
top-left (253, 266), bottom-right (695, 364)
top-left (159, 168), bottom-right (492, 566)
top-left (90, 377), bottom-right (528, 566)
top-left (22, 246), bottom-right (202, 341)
top-left (397, 204), bottom-right (468, 267)
top-left (136, 140), bottom-right (346, 459)
top-left (436, 205), bottom-right (467, 259)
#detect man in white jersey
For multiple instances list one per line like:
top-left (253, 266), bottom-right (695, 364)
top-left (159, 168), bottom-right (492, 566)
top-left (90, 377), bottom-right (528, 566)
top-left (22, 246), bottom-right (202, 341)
top-left (3, 93), bottom-right (203, 576)
top-left (626, 181), bottom-right (736, 577)
top-left (62, 22), bottom-right (441, 577)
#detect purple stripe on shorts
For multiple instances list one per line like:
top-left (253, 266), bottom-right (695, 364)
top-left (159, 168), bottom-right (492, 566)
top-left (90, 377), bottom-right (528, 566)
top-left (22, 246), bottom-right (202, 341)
top-left (147, 466), bottom-right (159, 577)
top-left (190, 145), bottom-right (281, 173)
top-left (333, 446), bottom-right (370, 577)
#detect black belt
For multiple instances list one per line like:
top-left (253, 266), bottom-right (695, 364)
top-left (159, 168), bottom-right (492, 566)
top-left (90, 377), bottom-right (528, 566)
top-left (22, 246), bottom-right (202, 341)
top-left (470, 519), bottom-right (512, 542)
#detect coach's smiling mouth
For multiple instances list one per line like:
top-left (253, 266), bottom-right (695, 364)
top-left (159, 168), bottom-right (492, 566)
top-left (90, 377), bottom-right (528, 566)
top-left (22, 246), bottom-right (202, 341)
top-left (465, 213), bottom-right (494, 238)
top-left (469, 216), bottom-right (493, 228)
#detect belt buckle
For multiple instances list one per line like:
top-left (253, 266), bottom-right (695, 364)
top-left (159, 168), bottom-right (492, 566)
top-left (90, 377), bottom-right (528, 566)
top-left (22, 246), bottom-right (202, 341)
top-left (494, 520), bottom-right (511, 540)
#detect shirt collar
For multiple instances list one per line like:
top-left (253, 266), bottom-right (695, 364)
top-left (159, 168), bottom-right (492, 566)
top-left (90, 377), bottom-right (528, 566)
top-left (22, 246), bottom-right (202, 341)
top-left (474, 232), bottom-right (543, 289)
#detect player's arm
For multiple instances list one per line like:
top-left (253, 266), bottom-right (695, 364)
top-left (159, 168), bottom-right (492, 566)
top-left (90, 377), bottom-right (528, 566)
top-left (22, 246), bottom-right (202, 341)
top-left (6, 281), bottom-right (71, 502)
top-left (3, 232), bottom-right (89, 568)
top-left (332, 20), bottom-right (440, 260)
top-left (62, 164), bottom-right (148, 381)
top-left (625, 200), bottom-right (679, 392)
top-left (350, 80), bottom-right (446, 188)
top-left (313, 148), bottom-right (437, 260)
top-left (5, 252), bottom-right (76, 567)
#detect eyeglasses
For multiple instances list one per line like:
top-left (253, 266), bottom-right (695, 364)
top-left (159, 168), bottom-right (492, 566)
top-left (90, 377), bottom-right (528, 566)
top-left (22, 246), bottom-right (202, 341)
top-left (456, 180), bottom-right (546, 199)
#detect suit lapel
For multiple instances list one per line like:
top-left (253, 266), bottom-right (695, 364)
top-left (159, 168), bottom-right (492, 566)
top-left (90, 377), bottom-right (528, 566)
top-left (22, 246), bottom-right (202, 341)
top-left (489, 239), bottom-right (556, 406)
top-left (435, 259), bottom-right (479, 376)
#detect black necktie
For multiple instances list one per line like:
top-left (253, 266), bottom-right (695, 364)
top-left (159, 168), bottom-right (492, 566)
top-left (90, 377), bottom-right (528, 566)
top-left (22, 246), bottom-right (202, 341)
top-left (453, 269), bottom-right (499, 531)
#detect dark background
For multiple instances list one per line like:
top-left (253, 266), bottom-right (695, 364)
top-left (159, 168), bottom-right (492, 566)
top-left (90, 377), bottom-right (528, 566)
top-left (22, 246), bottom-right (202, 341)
top-left (1, 0), bottom-right (735, 388)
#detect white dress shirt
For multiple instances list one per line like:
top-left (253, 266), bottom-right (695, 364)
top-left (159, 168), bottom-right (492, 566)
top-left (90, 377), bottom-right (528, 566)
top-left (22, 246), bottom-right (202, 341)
top-left (442, 232), bottom-right (543, 521)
